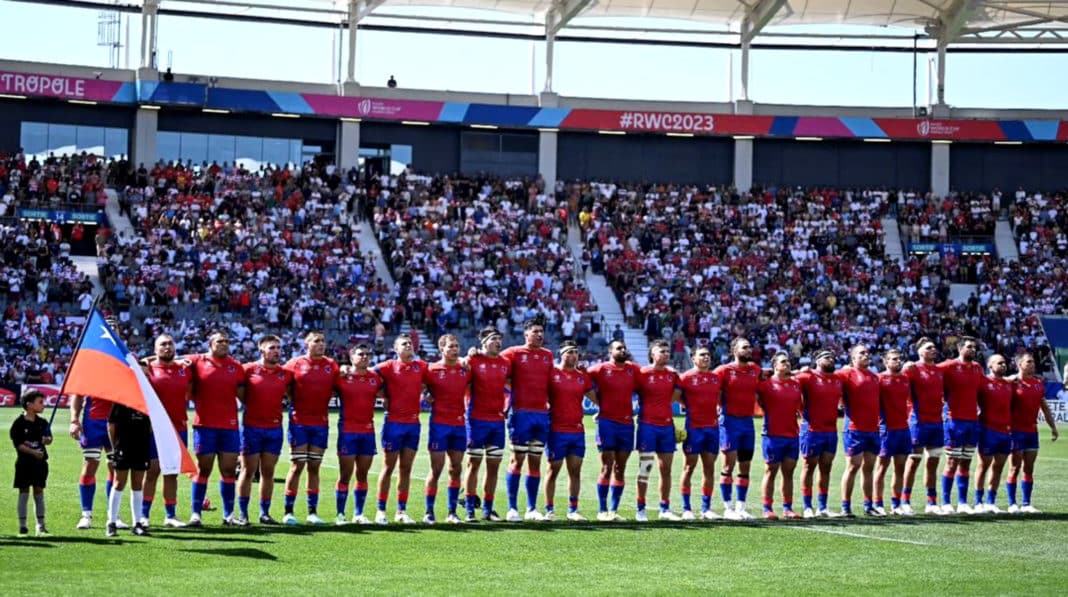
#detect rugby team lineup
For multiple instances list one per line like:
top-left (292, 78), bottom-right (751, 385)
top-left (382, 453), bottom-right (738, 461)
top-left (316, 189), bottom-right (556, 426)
top-left (58, 319), bottom-right (1060, 536)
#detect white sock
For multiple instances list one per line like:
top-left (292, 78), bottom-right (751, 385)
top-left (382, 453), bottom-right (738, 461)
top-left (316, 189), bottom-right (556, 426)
top-left (108, 488), bottom-right (124, 524)
top-left (131, 490), bottom-right (144, 523)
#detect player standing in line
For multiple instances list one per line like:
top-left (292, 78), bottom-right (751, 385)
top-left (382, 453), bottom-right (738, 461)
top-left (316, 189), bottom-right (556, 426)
top-left (1005, 352), bottom-right (1059, 513)
top-left (500, 319), bottom-right (554, 522)
top-left (334, 344), bottom-right (382, 524)
top-left (835, 344), bottom-right (882, 517)
top-left (715, 338), bottom-right (762, 520)
top-left (794, 350), bottom-right (843, 518)
top-left (586, 340), bottom-right (640, 522)
top-left (545, 341), bottom-right (593, 521)
top-left (105, 401), bottom-right (152, 537)
top-left (422, 334), bottom-right (471, 524)
top-left (936, 337), bottom-right (984, 514)
top-left (464, 327), bottom-right (510, 522)
top-left (673, 345), bottom-right (723, 521)
top-left (69, 393), bottom-right (115, 530)
top-left (373, 334), bottom-right (427, 524)
top-left (237, 335), bottom-right (292, 525)
top-left (972, 354), bottom-right (1013, 514)
top-left (756, 353), bottom-right (803, 520)
top-left (186, 331), bottom-right (247, 527)
top-left (875, 349), bottom-right (912, 516)
top-left (142, 334), bottom-right (193, 528)
top-left (634, 339), bottom-right (681, 522)
top-left (282, 332), bottom-right (339, 526)
top-left (902, 338), bottom-right (945, 515)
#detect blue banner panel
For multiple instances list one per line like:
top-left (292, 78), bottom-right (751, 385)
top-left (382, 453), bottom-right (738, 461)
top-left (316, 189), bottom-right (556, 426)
top-left (463, 104), bottom-right (542, 127)
top-left (206, 88), bottom-right (283, 113)
top-left (140, 81), bottom-right (206, 105)
top-left (17, 208), bottom-right (103, 224)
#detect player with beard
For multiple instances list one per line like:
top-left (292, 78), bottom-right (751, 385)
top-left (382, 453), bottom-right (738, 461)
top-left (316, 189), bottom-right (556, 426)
top-left (795, 350), bottom-right (843, 519)
top-left (835, 345), bottom-right (881, 518)
top-left (142, 334), bottom-right (192, 528)
top-left (902, 337), bottom-right (945, 515)
top-left (586, 340), bottom-right (640, 522)
top-left (936, 337), bottom-right (984, 514)
top-left (237, 335), bottom-right (292, 525)
top-left (714, 338), bottom-right (762, 520)
top-left (875, 350), bottom-right (911, 516)
top-left (972, 354), bottom-right (1012, 513)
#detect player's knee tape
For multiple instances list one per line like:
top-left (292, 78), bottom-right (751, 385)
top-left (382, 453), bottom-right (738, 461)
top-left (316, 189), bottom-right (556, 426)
top-left (307, 452), bottom-right (324, 463)
top-left (290, 451), bottom-right (308, 463)
top-left (944, 448), bottom-right (960, 459)
top-left (637, 453), bottom-right (655, 483)
top-left (737, 448), bottom-right (755, 463)
top-left (486, 446), bottom-right (504, 460)
top-left (527, 441), bottom-right (545, 456)
top-left (512, 444), bottom-right (529, 454)
top-left (82, 448), bottom-right (103, 461)
top-left (959, 446), bottom-right (975, 461)
top-left (908, 453), bottom-right (924, 461)
top-left (925, 447), bottom-right (943, 458)
top-left (466, 448), bottom-right (486, 458)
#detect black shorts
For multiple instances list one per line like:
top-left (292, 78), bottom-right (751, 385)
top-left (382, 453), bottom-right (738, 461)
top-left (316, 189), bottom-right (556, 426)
top-left (112, 443), bottom-right (151, 472)
top-left (14, 459), bottom-right (48, 489)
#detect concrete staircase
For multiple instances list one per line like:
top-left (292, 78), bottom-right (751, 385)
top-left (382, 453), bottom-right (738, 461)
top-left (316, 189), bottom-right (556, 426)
top-left (353, 216), bottom-right (394, 293)
top-left (994, 220), bottom-right (1020, 262)
top-left (103, 189), bottom-right (136, 240)
top-left (70, 255), bottom-right (104, 295)
top-left (882, 217), bottom-right (906, 264)
top-left (949, 283), bottom-right (977, 307)
top-left (568, 223), bottom-right (650, 365)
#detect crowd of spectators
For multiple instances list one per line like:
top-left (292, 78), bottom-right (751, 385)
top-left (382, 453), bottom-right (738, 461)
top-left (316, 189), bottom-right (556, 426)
top-left (898, 190), bottom-right (997, 242)
top-left (0, 147), bottom-right (1064, 385)
top-left (577, 181), bottom-right (1057, 375)
top-left (372, 171), bottom-right (596, 347)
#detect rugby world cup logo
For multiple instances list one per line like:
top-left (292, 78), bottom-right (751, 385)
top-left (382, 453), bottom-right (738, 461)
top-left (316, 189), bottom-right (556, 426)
top-left (358, 99), bottom-right (372, 115)
top-left (917, 121), bottom-right (930, 137)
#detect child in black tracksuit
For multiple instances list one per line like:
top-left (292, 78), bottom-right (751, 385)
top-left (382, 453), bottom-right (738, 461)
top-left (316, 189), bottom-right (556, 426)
top-left (10, 390), bottom-right (52, 537)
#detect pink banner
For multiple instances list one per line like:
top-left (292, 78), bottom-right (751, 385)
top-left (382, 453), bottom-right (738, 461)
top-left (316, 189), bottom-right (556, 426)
top-left (0, 70), bottom-right (123, 101)
top-left (303, 93), bottom-right (444, 121)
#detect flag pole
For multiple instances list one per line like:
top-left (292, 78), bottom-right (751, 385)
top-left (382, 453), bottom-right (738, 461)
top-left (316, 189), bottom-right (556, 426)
top-left (49, 293), bottom-right (105, 426)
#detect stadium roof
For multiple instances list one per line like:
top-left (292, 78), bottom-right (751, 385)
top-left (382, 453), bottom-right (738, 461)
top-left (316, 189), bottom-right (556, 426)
top-left (15, 0), bottom-right (1068, 45)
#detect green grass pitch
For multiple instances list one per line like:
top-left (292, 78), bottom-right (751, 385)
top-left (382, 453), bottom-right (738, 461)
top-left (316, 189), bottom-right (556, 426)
top-left (1, 409), bottom-right (1066, 596)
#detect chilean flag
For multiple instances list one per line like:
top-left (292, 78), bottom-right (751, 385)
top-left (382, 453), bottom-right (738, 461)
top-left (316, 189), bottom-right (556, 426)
top-left (64, 309), bottom-right (196, 475)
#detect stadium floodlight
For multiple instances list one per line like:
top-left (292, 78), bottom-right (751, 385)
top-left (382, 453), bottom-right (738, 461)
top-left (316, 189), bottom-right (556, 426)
top-left (271, 112), bottom-right (300, 118)
top-left (69, 99), bottom-right (97, 105)
top-left (598, 130), bottom-right (625, 135)
top-left (994, 141), bottom-right (1022, 145)
top-left (340, 117), bottom-right (362, 123)
top-left (666, 132), bottom-right (694, 138)
top-left (863, 138), bottom-right (891, 142)
top-left (0, 94), bottom-right (26, 99)
top-left (470, 124), bottom-right (498, 129)
top-left (203, 108), bottom-right (230, 114)
top-left (795, 136), bottom-right (822, 141)
top-left (538, 128), bottom-right (559, 133)
top-left (733, 135), bottom-right (754, 140)
top-left (139, 105), bottom-right (161, 110)
top-left (401, 120), bottom-right (430, 126)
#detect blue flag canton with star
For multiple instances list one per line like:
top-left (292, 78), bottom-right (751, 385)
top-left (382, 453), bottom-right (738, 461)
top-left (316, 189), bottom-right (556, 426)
top-left (79, 309), bottom-right (132, 361)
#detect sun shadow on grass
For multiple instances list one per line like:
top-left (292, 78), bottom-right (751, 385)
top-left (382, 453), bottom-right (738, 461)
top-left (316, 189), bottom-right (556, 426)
top-left (180, 547), bottom-right (278, 561)
top-left (0, 539), bottom-right (55, 548)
